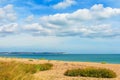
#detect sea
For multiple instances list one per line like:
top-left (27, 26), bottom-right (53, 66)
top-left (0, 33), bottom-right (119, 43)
top-left (0, 53), bottom-right (120, 64)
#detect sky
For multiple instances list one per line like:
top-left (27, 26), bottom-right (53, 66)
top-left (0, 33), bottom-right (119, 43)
top-left (0, 0), bottom-right (120, 54)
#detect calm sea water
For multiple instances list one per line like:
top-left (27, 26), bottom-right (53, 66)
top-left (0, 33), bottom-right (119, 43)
top-left (0, 53), bottom-right (120, 64)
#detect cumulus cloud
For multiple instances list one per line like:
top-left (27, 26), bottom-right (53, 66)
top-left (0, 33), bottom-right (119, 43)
top-left (91, 4), bottom-right (120, 19)
top-left (68, 4), bottom-right (120, 20)
top-left (0, 4), bottom-right (120, 38)
top-left (0, 23), bottom-right (18, 37)
top-left (25, 15), bottom-right (34, 22)
top-left (38, 4), bottom-right (120, 38)
top-left (0, 4), bottom-right (18, 36)
top-left (57, 24), bottom-right (120, 38)
top-left (23, 23), bottom-right (53, 36)
top-left (41, 4), bottom-right (120, 24)
top-left (0, 4), bottom-right (17, 21)
top-left (53, 0), bottom-right (76, 9)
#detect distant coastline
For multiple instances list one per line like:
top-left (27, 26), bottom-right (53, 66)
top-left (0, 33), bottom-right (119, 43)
top-left (0, 52), bottom-right (66, 54)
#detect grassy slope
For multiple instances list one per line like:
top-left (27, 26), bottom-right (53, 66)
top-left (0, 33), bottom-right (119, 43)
top-left (0, 61), bottom-right (53, 80)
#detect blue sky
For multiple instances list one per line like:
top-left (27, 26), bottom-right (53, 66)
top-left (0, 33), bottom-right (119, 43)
top-left (0, 0), bottom-right (120, 53)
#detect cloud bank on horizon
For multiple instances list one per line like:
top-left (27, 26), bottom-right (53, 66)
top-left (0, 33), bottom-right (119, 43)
top-left (0, 0), bottom-right (120, 38)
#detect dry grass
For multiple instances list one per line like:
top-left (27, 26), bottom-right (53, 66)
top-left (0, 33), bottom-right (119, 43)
top-left (0, 61), bottom-right (53, 80)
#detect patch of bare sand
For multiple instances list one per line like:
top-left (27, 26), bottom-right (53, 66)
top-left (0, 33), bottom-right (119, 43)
top-left (0, 57), bottom-right (120, 80)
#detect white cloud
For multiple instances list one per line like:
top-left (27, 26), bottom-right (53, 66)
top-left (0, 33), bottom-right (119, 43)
top-left (38, 4), bottom-right (120, 38)
top-left (0, 8), bottom-right (5, 18)
top-left (41, 4), bottom-right (120, 24)
top-left (23, 23), bottom-right (53, 36)
top-left (25, 15), bottom-right (34, 22)
top-left (68, 4), bottom-right (120, 21)
top-left (23, 23), bottom-right (44, 31)
top-left (0, 23), bottom-right (18, 33)
top-left (53, 0), bottom-right (76, 9)
top-left (6, 13), bottom-right (17, 21)
top-left (91, 4), bottom-right (120, 19)
top-left (3, 4), bottom-right (14, 12)
top-left (0, 4), bottom-right (17, 22)
top-left (0, 4), bottom-right (17, 36)
top-left (0, 4), bottom-right (120, 38)
top-left (0, 23), bottom-right (18, 37)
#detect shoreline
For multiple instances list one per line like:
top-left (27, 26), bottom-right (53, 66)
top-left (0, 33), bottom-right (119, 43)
top-left (0, 57), bottom-right (120, 80)
top-left (0, 57), bottom-right (120, 66)
top-left (0, 56), bottom-right (120, 64)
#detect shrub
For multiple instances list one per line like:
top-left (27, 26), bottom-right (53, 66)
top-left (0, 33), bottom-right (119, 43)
top-left (64, 67), bottom-right (117, 78)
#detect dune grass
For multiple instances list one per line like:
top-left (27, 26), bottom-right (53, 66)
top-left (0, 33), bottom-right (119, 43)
top-left (64, 67), bottom-right (117, 78)
top-left (0, 61), bottom-right (53, 80)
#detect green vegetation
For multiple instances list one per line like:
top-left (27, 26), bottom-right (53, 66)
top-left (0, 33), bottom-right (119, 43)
top-left (35, 63), bottom-right (53, 71)
top-left (64, 67), bottom-right (117, 78)
top-left (0, 61), bottom-right (53, 80)
top-left (39, 58), bottom-right (46, 60)
top-left (101, 62), bottom-right (107, 64)
top-left (29, 59), bottom-right (33, 61)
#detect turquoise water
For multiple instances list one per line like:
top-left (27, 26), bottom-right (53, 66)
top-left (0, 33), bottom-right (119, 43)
top-left (0, 53), bottom-right (120, 64)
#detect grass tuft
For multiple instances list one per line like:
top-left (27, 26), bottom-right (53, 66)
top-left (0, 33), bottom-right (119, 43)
top-left (101, 62), bottom-right (107, 64)
top-left (35, 63), bottom-right (53, 71)
top-left (29, 59), bottom-right (33, 61)
top-left (64, 67), bottom-right (117, 78)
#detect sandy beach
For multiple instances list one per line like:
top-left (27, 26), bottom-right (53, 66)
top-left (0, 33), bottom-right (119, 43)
top-left (0, 57), bottom-right (120, 80)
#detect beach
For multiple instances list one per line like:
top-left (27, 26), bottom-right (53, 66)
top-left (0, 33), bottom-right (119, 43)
top-left (0, 57), bottom-right (120, 80)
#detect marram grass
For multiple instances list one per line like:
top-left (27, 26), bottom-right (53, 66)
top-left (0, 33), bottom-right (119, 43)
top-left (0, 61), bottom-right (53, 80)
